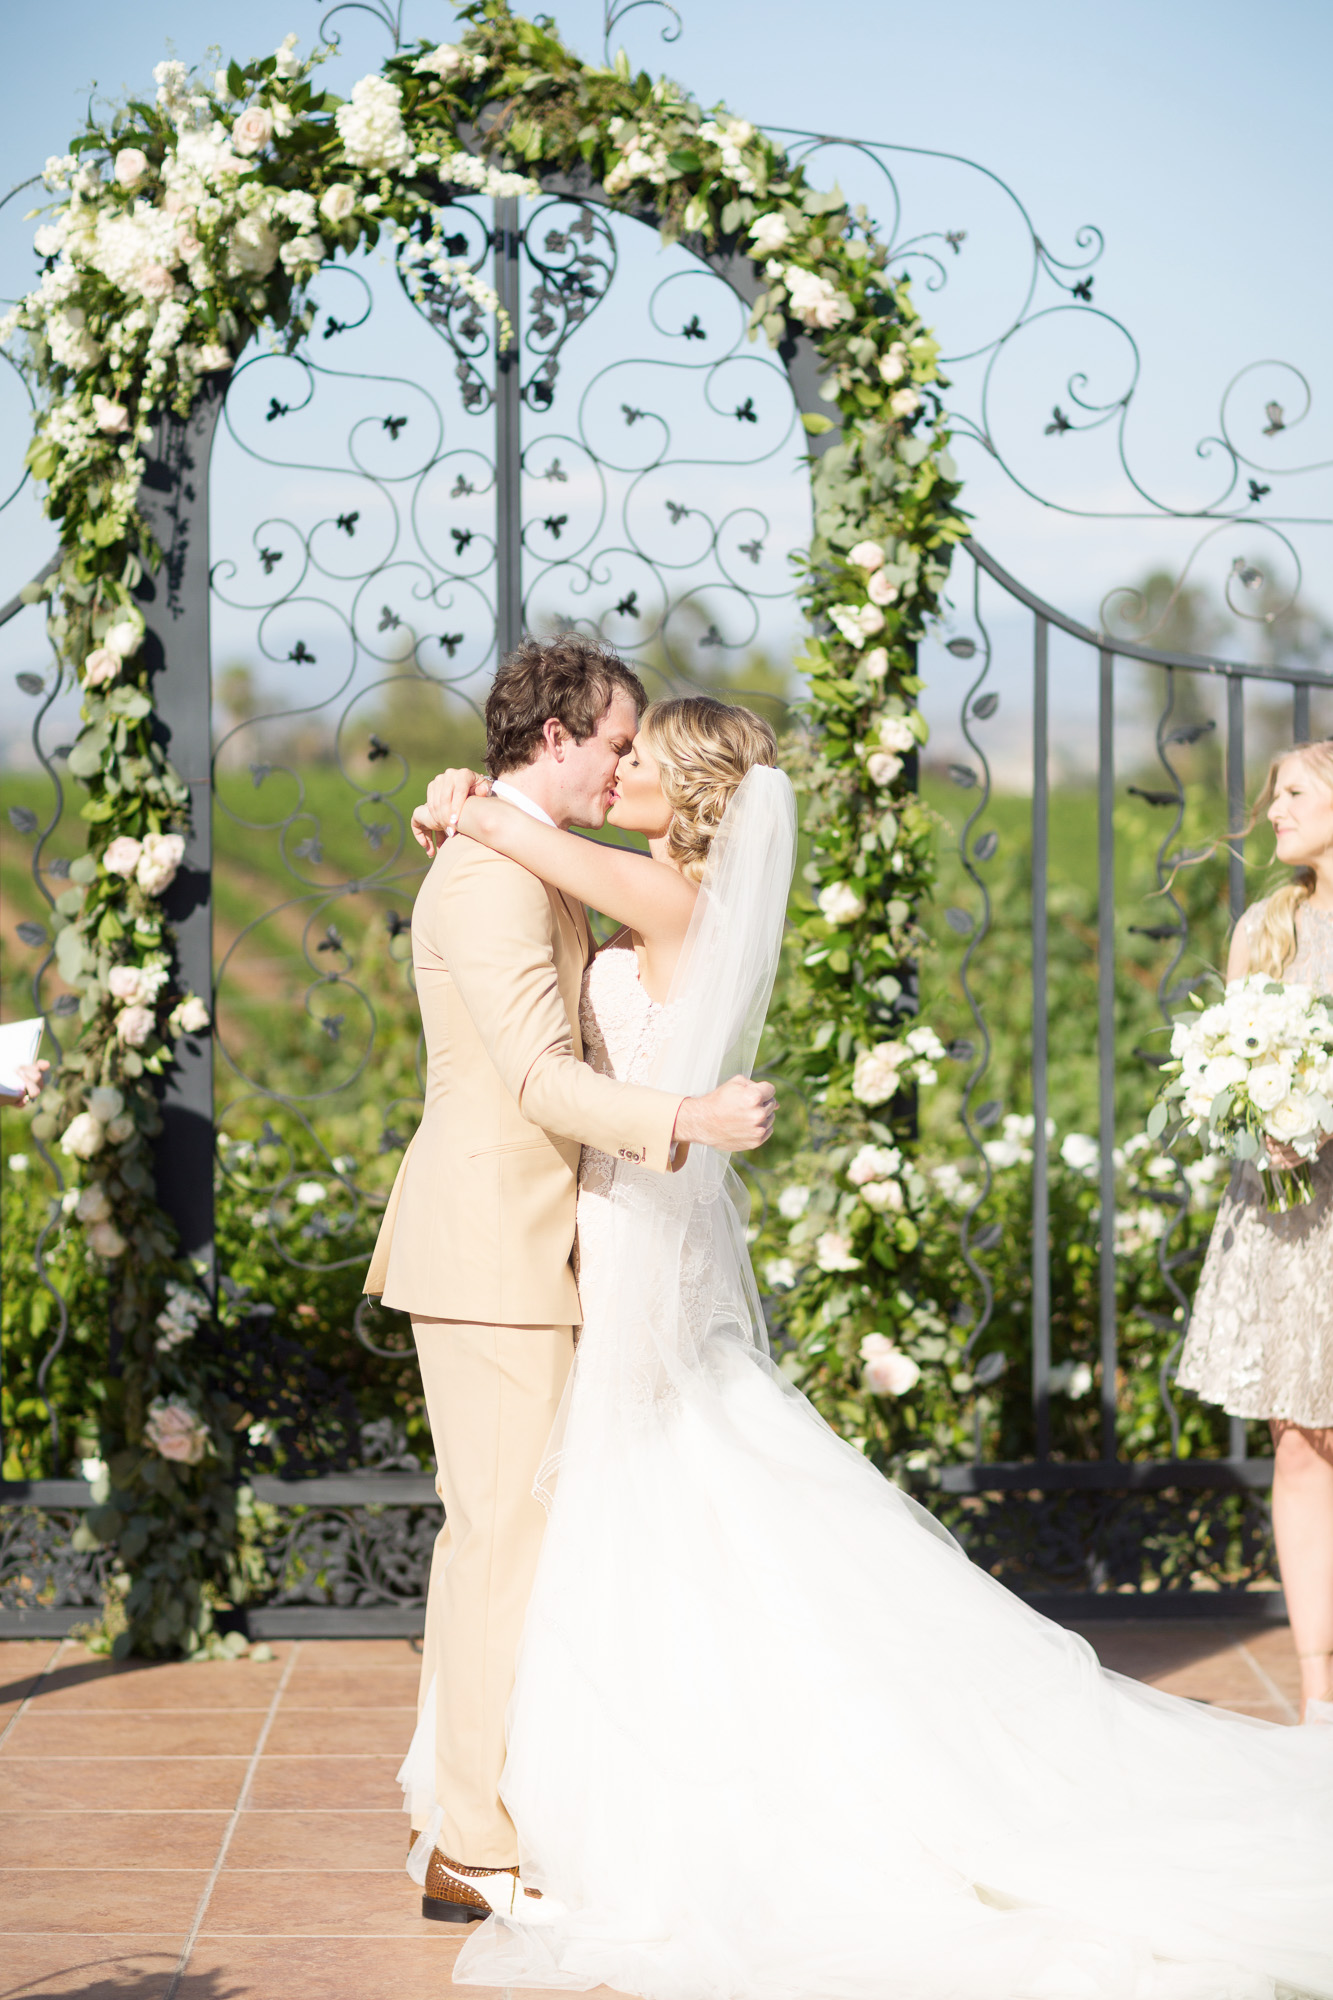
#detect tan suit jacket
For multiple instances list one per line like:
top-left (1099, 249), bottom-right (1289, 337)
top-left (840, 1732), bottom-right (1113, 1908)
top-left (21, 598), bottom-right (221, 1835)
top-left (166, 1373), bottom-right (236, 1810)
top-left (365, 836), bottom-right (683, 1325)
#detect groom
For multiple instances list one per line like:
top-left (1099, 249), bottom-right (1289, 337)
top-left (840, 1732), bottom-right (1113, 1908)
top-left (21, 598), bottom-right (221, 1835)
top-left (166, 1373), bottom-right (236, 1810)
top-left (365, 633), bottom-right (775, 1922)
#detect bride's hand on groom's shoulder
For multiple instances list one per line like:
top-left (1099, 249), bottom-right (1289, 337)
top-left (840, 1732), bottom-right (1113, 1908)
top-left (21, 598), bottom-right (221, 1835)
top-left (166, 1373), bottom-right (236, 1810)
top-left (411, 768), bottom-right (491, 856)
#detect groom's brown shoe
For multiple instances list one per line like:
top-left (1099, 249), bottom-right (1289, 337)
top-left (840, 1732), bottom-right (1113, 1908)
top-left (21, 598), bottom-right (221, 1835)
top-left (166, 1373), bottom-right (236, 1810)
top-left (421, 1848), bottom-right (526, 1924)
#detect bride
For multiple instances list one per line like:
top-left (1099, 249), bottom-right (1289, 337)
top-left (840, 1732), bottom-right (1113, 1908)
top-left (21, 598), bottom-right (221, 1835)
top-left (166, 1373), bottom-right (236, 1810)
top-left (406, 693), bottom-right (1333, 2000)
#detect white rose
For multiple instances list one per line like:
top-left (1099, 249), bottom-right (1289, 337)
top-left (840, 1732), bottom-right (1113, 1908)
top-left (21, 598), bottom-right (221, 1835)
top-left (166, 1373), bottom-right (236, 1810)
top-left (105, 1114), bottom-right (135, 1144)
top-left (88, 1220), bottom-right (127, 1260)
top-left (295, 1180), bottom-right (326, 1205)
top-left (279, 232), bottom-right (326, 272)
top-left (852, 1044), bottom-right (905, 1107)
top-left (814, 1230), bottom-right (860, 1272)
top-left (878, 342), bottom-right (908, 385)
top-left (92, 394), bottom-right (129, 433)
top-left (877, 715), bottom-right (916, 754)
top-left (75, 1183), bottom-right (112, 1224)
top-left (863, 647), bottom-right (889, 682)
top-left (138, 265), bottom-right (176, 302)
top-left (762, 1257), bottom-right (797, 1291)
top-left (136, 831), bottom-right (185, 896)
top-left (890, 386), bottom-right (922, 419)
top-left (1247, 1063), bottom-right (1289, 1112)
top-left (103, 618), bottom-right (142, 657)
top-left (193, 343), bottom-right (232, 372)
top-left (860, 1334), bottom-right (919, 1394)
top-left (848, 541), bottom-right (885, 572)
top-left (102, 835), bottom-right (142, 877)
top-left (866, 752), bottom-right (902, 788)
top-left (116, 1005), bottom-right (155, 1048)
top-left (60, 1113), bottom-right (105, 1161)
top-left (176, 227), bottom-right (203, 261)
top-left (777, 1184), bottom-right (810, 1220)
top-left (335, 74), bottom-right (413, 173)
top-left (108, 966), bottom-right (144, 1003)
top-left (87, 1086), bottom-right (124, 1122)
top-left (1265, 1094), bottom-right (1318, 1145)
top-left (867, 569), bottom-right (899, 607)
top-left (848, 1144), bottom-right (902, 1185)
top-left (114, 149), bottom-right (149, 187)
top-left (83, 647), bottom-right (121, 688)
top-left (1059, 1133), bottom-right (1099, 1176)
top-left (171, 995), bottom-right (211, 1035)
top-left (1201, 1054), bottom-right (1247, 1096)
top-left (784, 267), bottom-right (853, 330)
top-left (319, 183), bottom-right (356, 225)
top-left (232, 106), bottom-right (275, 156)
top-left (228, 215), bottom-right (279, 277)
top-left (860, 1178), bottom-right (904, 1213)
top-left (818, 881), bottom-right (865, 926)
top-left (749, 211), bottom-right (790, 257)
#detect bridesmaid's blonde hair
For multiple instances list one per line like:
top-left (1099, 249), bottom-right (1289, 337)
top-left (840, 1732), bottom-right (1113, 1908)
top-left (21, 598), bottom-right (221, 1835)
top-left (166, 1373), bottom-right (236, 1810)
top-left (639, 695), bottom-right (778, 882)
top-left (1246, 740), bottom-right (1333, 976)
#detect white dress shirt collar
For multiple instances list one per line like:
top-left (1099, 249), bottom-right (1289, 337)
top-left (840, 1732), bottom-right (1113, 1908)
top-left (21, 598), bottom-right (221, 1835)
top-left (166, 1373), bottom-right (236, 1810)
top-left (490, 777), bottom-right (557, 828)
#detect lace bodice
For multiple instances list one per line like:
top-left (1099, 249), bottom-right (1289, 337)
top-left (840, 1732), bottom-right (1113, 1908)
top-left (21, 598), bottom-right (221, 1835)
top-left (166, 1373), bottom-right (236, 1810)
top-left (577, 945), bottom-right (667, 1199)
top-left (1243, 895), bottom-right (1333, 992)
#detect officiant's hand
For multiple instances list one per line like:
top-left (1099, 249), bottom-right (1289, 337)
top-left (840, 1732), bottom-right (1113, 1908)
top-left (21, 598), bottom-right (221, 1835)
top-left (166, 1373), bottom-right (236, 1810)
top-left (14, 1060), bottom-right (49, 1105)
top-left (674, 1076), bottom-right (776, 1154)
top-left (411, 768), bottom-right (492, 856)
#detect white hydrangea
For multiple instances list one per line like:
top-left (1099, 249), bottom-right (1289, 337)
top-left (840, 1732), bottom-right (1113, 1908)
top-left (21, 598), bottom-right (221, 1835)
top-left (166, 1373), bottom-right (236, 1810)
top-left (784, 266), bottom-right (853, 330)
top-left (279, 232), bottom-right (326, 273)
top-left (274, 188), bottom-right (319, 230)
top-left (47, 309), bottom-right (103, 372)
top-left (435, 152), bottom-right (538, 199)
top-left (87, 204), bottom-right (182, 301)
top-left (336, 74), bottom-right (413, 173)
top-left (228, 215), bottom-right (279, 277)
top-left (829, 602), bottom-right (885, 648)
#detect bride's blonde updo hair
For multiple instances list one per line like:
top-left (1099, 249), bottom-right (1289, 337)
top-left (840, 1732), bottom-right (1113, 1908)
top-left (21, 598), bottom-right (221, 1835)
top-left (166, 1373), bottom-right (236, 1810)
top-left (639, 694), bottom-right (778, 881)
top-left (1247, 739), bottom-right (1333, 976)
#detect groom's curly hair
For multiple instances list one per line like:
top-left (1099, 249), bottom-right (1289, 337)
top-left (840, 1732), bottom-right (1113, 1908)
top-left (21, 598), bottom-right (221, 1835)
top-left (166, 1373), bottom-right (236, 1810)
top-left (486, 635), bottom-right (648, 775)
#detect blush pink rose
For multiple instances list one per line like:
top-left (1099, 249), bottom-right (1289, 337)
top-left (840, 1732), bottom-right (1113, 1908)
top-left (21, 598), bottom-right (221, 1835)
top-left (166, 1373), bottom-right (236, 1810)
top-left (83, 647), bottom-right (121, 688)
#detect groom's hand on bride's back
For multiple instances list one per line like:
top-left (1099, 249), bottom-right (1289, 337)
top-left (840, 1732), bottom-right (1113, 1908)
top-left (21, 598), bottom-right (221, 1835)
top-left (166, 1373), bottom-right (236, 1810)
top-left (674, 1076), bottom-right (776, 1154)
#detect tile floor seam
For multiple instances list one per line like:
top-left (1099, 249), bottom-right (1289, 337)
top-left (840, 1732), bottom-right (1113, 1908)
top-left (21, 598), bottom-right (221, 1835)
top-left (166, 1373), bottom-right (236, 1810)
top-left (0, 1641), bottom-right (69, 1754)
top-left (161, 1638), bottom-right (303, 2000)
top-left (1233, 1641), bottom-right (1300, 1722)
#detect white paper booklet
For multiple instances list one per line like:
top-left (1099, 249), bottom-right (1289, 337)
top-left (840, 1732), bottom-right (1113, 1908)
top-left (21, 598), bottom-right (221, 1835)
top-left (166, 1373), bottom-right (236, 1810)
top-left (0, 1017), bottom-right (44, 1099)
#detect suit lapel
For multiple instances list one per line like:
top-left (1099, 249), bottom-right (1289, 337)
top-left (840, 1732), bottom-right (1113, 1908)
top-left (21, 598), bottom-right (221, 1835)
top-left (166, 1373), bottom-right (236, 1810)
top-left (558, 890), bottom-right (592, 966)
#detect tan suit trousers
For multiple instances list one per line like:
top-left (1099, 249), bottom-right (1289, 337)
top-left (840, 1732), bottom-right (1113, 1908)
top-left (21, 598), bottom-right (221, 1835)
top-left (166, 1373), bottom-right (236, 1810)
top-left (410, 1316), bottom-right (574, 1866)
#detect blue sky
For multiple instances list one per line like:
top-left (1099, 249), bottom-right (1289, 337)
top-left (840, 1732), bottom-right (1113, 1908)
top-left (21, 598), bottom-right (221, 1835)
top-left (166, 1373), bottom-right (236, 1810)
top-left (1, 0), bottom-right (1330, 769)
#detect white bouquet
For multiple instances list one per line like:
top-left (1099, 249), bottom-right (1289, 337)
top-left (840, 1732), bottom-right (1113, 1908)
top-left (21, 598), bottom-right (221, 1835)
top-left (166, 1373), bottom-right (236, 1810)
top-left (1152, 974), bottom-right (1333, 1211)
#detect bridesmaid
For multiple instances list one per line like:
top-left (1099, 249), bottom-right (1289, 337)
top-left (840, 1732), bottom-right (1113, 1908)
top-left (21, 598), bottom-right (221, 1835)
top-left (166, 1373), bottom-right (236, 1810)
top-left (1178, 739), bottom-right (1333, 1721)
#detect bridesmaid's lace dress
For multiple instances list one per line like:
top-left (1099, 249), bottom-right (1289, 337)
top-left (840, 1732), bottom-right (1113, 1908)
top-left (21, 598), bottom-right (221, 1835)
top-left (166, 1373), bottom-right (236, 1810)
top-left (1178, 896), bottom-right (1333, 1425)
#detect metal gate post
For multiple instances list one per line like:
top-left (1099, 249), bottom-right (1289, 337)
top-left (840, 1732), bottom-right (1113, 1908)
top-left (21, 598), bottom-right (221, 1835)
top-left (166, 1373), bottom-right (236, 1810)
top-left (493, 197), bottom-right (524, 658)
top-left (134, 384), bottom-right (225, 1287)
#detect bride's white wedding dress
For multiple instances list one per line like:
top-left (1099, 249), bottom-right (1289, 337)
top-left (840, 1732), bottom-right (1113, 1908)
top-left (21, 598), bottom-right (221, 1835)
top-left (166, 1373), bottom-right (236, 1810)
top-left (404, 770), bottom-right (1333, 2000)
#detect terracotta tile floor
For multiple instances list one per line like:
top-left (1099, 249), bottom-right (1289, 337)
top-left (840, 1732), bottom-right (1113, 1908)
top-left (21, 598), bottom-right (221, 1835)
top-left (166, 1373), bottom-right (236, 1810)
top-left (0, 1619), bottom-right (1303, 1998)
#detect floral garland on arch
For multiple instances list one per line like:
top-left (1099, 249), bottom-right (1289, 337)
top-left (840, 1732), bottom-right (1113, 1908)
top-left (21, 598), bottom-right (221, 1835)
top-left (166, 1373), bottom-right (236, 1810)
top-left (3, 0), bottom-right (964, 1651)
